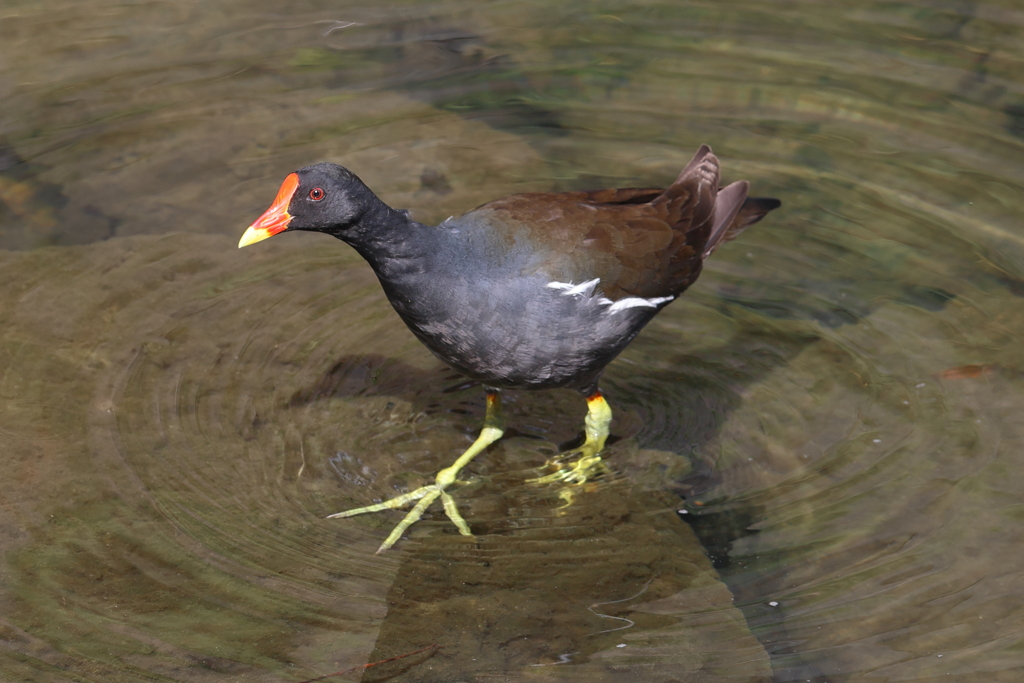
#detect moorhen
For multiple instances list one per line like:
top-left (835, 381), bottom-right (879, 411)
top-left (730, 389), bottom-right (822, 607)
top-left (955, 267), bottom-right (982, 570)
top-left (239, 145), bottom-right (780, 552)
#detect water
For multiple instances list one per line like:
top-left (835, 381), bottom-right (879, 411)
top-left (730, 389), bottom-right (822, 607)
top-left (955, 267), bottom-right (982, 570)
top-left (1, 0), bottom-right (1023, 681)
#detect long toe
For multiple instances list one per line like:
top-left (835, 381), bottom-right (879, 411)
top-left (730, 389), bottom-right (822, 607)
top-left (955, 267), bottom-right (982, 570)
top-left (326, 486), bottom-right (435, 518)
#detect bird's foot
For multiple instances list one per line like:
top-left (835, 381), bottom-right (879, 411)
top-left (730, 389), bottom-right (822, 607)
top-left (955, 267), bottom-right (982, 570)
top-left (328, 421), bottom-right (504, 553)
top-left (531, 391), bottom-right (612, 486)
top-left (328, 471), bottom-right (470, 554)
top-left (530, 445), bottom-right (609, 485)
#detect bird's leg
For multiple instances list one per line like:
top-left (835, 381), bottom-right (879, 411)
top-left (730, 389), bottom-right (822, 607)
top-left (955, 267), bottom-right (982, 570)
top-left (532, 390), bottom-right (612, 485)
top-left (328, 389), bottom-right (505, 553)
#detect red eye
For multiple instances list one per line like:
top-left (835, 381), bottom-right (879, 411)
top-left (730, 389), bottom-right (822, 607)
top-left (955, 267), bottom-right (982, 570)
top-left (309, 187), bottom-right (325, 201)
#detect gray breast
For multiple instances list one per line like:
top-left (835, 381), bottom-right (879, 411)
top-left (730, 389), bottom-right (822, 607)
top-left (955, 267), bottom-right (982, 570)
top-left (386, 269), bottom-right (674, 390)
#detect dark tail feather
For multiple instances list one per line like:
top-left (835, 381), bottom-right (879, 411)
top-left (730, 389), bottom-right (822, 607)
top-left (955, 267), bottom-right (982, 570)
top-left (704, 195), bottom-right (781, 258)
top-left (674, 144), bottom-right (714, 183)
top-left (704, 180), bottom-right (748, 258)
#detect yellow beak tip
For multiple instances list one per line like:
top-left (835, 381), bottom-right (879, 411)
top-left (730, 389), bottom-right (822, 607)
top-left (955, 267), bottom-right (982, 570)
top-left (238, 226), bottom-right (270, 248)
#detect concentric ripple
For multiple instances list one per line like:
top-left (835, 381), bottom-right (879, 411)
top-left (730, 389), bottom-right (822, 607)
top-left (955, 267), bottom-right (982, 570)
top-left (0, 234), bottom-right (765, 681)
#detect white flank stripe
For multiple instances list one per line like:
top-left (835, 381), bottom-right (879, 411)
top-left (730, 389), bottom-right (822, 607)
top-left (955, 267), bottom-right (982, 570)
top-left (605, 295), bottom-right (674, 312)
top-left (546, 278), bottom-right (600, 297)
top-left (546, 279), bottom-right (672, 313)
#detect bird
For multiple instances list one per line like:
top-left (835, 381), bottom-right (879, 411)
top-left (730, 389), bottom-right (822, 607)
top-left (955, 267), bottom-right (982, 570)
top-left (239, 145), bottom-right (780, 552)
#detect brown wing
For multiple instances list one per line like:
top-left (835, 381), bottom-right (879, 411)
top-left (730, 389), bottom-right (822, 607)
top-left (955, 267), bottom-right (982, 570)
top-left (468, 145), bottom-right (777, 300)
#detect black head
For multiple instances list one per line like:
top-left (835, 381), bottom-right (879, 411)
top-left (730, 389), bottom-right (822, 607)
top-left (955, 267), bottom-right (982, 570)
top-left (239, 163), bottom-right (383, 247)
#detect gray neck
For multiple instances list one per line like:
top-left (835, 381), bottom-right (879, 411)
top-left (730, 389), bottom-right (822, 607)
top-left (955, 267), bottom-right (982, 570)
top-left (340, 205), bottom-right (433, 284)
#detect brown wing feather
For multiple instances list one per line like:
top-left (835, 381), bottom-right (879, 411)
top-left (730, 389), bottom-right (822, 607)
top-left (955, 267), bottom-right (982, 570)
top-left (567, 187), bottom-right (664, 205)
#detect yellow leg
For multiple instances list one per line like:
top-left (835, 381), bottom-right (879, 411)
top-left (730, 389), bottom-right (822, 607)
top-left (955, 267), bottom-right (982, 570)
top-left (329, 390), bottom-right (504, 553)
top-left (531, 391), bottom-right (612, 485)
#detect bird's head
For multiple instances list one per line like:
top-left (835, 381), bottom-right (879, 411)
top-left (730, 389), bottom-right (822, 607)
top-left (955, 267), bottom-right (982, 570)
top-left (238, 163), bottom-right (371, 247)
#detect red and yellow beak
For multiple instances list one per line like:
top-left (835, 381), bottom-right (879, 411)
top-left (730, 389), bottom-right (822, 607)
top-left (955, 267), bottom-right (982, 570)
top-left (238, 173), bottom-right (300, 248)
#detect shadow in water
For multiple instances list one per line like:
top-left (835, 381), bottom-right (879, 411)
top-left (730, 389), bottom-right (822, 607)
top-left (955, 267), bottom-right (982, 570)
top-left (280, 262), bottom-right (960, 680)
